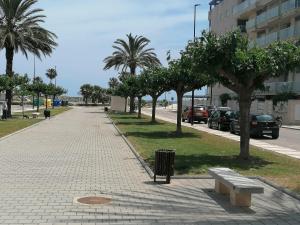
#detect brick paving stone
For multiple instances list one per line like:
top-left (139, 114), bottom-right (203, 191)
top-left (0, 107), bottom-right (299, 224)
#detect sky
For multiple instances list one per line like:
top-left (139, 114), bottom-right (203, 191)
top-left (0, 0), bottom-right (211, 98)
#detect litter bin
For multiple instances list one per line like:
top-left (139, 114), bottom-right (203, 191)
top-left (154, 149), bottom-right (175, 184)
top-left (44, 109), bottom-right (51, 119)
top-left (104, 107), bottom-right (108, 112)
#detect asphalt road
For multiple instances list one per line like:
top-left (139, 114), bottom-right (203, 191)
top-left (143, 107), bottom-right (300, 151)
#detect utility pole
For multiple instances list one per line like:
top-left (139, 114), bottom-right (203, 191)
top-left (32, 55), bottom-right (36, 109)
top-left (191, 3), bottom-right (201, 125)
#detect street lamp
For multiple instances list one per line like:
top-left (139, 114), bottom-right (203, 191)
top-left (191, 3), bottom-right (201, 125)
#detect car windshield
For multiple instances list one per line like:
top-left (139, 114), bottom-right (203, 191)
top-left (255, 115), bottom-right (274, 122)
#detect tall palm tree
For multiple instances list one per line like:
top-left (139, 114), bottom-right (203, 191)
top-left (0, 0), bottom-right (58, 117)
top-left (103, 33), bottom-right (161, 112)
top-left (46, 68), bottom-right (57, 84)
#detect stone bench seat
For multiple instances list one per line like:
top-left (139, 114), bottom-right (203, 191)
top-left (208, 168), bottom-right (264, 207)
top-left (32, 112), bottom-right (40, 118)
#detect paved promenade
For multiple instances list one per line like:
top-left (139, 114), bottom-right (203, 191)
top-left (0, 107), bottom-right (300, 224)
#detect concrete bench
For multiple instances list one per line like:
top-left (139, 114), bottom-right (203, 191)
top-left (208, 168), bottom-right (264, 207)
top-left (32, 112), bottom-right (40, 118)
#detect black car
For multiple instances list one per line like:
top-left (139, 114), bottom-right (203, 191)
top-left (208, 109), bottom-right (236, 131)
top-left (230, 114), bottom-right (280, 139)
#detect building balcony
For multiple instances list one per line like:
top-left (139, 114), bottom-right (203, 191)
top-left (255, 82), bottom-right (300, 95)
top-left (245, 0), bottom-right (300, 32)
top-left (233, 0), bottom-right (257, 18)
top-left (254, 25), bottom-right (298, 47)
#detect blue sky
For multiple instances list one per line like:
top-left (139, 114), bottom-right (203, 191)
top-left (0, 0), bottom-right (210, 98)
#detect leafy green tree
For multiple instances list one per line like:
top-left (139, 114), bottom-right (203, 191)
top-left (167, 56), bottom-right (208, 134)
top-left (103, 33), bottom-right (161, 113)
top-left (80, 84), bottom-right (93, 105)
top-left (0, 0), bottom-right (57, 117)
top-left (51, 85), bottom-right (67, 108)
top-left (188, 31), bottom-right (300, 159)
top-left (13, 74), bottom-right (30, 117)
top-left (113, 82), bottom-right (130, 112)
top-left (141, 67), bottom-right (169, 122)
top-left (28, 76), bottom-right (45, 112)
top-left (46, 68), bottom-right (57, 84)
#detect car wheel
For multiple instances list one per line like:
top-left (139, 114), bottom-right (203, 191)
top-left (204, 119), bottom-right (208, 124)
top-left (208, 122), bottom-right (212, 129)
top-left (272, 133), bottom-right (279, 139)
top-left (188, 117), bottom-right (192, 124)
top-left (230, 125), bottom-right (235, 134)
top-left (182, 118), bottom-right (185, 122)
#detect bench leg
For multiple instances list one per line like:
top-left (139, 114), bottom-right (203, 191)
top-left (215, 180), bottom-right (230, 195)
top-left (230, 191), bottom-right (251, 207)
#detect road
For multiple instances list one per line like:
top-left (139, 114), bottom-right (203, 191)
top-left (143, 107), bottom-right (300, 151)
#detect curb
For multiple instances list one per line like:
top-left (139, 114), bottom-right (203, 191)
top-left (108, 112), bottom-right (300, 202)
top-left (106, 114), bottom-right (155, 178)
top-left (0, 107), bottom-right (72, 143)
top-left (282, 126), bottom-right (300, 131)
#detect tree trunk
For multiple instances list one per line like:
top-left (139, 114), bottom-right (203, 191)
top-left (176, 92), bottom-right (184, 135)
top-left (124, 97), bottom-right (127, 112)
top-left (129, 96), bottom-right (135, 113)
top-left (238, 92), bottom-right (252, 160)
top-left (22, 96), bottom-right (25, 118)
top-left (138, 96), bottom-right (142, 119)
top-left (151, 96), bottom-right (157, 122)
top-left (85, 97), bottom-right (88, 106)
top-left (5, 47), bottom-right (14, 118)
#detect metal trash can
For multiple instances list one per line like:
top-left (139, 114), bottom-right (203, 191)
top-left (44, 109), bottom-right (51, 119)
top-left (154, 149), bottom-right (175, 184)
top-left (104, 107), bottom-right (108, 112)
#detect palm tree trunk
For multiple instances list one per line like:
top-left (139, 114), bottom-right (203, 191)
top-left (138, 96), bottom-right (142, 119)
top-left (151, 96), bottom-right (157, 122)
top-left (5, 47), bottom-right (14, 118)
top-left (129, 67), bottom-right (136, 113)
top-left (176, 92), bottom-right (184, 135)
top-left (238, 92), bottom-right (252, 160)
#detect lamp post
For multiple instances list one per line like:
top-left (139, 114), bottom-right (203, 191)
top-left (32, 55), bottom-right (36, 109)
top-left (191, 3), bottom-right (201, 125)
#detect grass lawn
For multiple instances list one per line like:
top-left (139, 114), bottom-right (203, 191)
top-left (109, 112), bottom-right (300, 193)
top-left (0, 107), bottom-right (71, 138)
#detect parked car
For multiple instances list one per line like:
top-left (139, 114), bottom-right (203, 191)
top-left (182, 105), bottom-right (208, 124)
top-left (230, 114), bottom-right (280, 139)
top-left (208, 109), bottom-right (236, 130)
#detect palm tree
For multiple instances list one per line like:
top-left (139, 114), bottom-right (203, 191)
top-left (103, 33), bottom-right (161, 113)
top-left (46, 68), bottom-right (57, 84)
top-left (0, 0), bottom-right (58, 117)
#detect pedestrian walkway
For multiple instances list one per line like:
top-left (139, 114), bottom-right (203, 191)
top-left (143, 111), bottom-right (300, 160)
top-left (0, 107), bottom-right (300, 224)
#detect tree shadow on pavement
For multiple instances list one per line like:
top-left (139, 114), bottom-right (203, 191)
top-left (174, 154), bottom-right (273, 175)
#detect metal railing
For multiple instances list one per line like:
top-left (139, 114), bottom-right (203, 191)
top-left (233, 0), bottom-right (256, 16)
top-left (256, 81), bottom-right (300, 95)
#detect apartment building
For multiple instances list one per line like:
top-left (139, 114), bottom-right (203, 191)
top-left (208, 0), bottom-right (300, 106)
